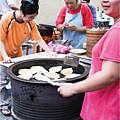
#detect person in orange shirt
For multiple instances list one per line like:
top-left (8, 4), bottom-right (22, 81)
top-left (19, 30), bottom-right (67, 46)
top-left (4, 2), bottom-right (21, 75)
top-left (0, 0), bottom-right (56, 63)
top-left (0, 0), bottom-right (57, 116)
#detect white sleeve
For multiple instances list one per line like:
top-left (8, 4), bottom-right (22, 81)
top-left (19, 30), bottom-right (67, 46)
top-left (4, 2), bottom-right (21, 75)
top-left (7, 0), bottom-right (16, 5)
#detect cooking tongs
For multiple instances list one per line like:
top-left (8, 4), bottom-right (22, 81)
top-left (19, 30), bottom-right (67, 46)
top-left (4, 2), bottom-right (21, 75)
top-left (33, 73), bottom-right (58, 86)
top-left (44, 77), bottom-right (58, 86)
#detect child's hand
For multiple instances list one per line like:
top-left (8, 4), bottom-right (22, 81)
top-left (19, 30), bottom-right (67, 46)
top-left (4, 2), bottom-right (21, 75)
top-left (3, 57), bottom-right (15, 63)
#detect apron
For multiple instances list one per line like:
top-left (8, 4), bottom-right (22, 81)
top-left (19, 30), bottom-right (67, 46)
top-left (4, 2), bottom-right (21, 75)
top-left (63, 6), bottom-right (86, 49)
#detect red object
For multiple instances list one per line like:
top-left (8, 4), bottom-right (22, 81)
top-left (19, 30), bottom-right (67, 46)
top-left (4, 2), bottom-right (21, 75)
top-left (52, 31), bottom-right (61, 40)
top-left (56, 4), bottom-right (93, 29)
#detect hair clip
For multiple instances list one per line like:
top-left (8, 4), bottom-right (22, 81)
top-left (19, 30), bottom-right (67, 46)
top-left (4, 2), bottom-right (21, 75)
top-left (22, 0), bottom-right (33, 4)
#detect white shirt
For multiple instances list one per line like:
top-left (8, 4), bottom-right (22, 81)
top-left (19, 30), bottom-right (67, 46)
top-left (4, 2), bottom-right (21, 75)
top-left (0, 0), bottom-right (16, 15)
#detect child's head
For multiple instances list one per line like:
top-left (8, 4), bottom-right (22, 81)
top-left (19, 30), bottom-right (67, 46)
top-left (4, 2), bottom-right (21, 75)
top-left (20, 0), bottom-right (39, 22)
top-left (20, 0), bottom-right (39, 16)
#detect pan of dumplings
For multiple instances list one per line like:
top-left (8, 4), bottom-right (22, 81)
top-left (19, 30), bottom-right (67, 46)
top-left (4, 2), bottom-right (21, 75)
top-left (7, 58), bottom-right (89, 84)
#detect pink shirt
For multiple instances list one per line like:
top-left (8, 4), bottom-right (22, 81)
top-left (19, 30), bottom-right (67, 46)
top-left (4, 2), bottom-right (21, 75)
top-left (80, 19), bottom-right (120, 120)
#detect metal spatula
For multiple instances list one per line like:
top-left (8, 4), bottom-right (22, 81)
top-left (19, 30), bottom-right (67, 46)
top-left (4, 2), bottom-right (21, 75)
top-left (64, 55), bottom-right (79, 67)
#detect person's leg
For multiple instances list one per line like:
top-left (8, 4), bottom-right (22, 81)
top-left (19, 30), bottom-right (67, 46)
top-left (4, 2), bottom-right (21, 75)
top-left (0, 65), bottom-right (10, 106)
top-left (0, 65), bottom-right (11, 116)
top-left (0, 87), bottom-right (9, 107)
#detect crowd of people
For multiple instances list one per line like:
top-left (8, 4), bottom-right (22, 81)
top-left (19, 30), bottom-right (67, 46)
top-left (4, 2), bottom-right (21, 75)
top-left (0, 0), bottom-right (119, 119)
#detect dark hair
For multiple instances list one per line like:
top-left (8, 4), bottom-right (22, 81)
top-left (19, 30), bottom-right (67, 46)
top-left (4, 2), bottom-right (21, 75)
top-left (20, 0), bottom-right (39, 16)
top-left (83, 0), bottom-right (90, 3)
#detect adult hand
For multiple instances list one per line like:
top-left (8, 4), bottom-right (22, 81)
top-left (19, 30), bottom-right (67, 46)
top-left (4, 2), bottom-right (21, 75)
top-left (63, 22), bottom-right (69, 27)
top-left (68, 24), bottom-right (77, 31)
top-left (61, 22), bottom-right (69, 30)
top-left (57, 82), bottom-right (75, 97)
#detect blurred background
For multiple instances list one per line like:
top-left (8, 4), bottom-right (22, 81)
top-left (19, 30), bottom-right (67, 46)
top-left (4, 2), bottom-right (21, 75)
top-left (16, 0), bottom-right (101, 25)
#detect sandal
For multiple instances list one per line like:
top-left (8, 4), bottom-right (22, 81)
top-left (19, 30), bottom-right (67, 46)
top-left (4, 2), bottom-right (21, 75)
top-left (1, 105), bottom-right (11, 116)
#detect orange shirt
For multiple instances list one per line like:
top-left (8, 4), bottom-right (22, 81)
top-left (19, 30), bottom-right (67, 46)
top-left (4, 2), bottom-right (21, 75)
top-left (0, 11), bottom-right (42, 61)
